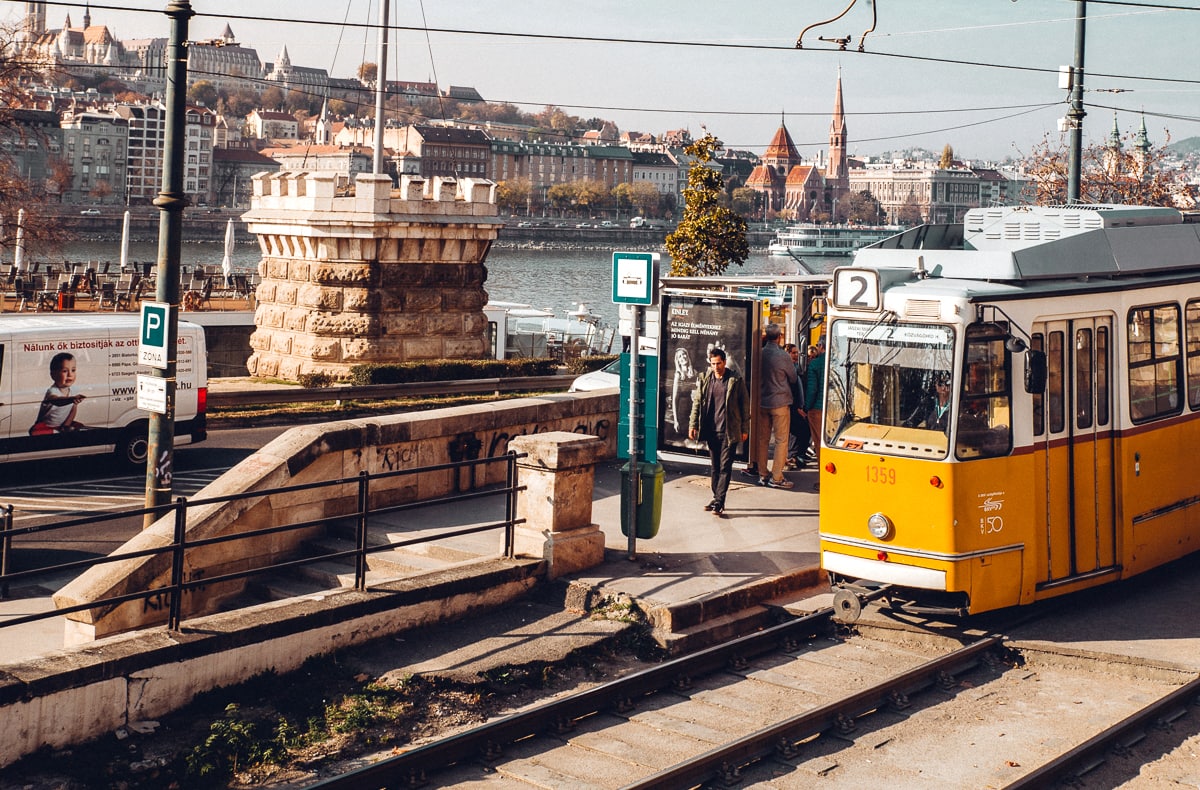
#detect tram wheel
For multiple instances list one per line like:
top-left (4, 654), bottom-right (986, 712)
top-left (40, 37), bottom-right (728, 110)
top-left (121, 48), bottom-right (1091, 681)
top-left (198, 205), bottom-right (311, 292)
top-left (832, 588), bottom-right (863, 624)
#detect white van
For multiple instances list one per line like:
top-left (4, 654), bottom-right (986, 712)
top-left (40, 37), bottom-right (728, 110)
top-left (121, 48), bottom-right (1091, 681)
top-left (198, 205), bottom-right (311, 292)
top-left (0, 314), bottom-right (207, 466)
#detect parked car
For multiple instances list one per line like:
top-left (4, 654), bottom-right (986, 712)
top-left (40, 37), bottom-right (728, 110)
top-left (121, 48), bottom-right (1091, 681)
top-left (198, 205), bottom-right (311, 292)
top-left (575, 222), bottom-right (592, 228)
top-left (568, 358), bottom-right (620, 392)
top-left (80, 209), bottom-right (101, 216)
top-left (516, 221), bottom-right (532, 227)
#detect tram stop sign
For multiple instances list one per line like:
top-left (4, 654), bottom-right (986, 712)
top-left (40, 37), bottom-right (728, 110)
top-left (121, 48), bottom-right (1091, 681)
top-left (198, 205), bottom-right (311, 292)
top-left (138, 302), bottom-right (172, 370)
top-left (612, 252), bottom-right (660, 305)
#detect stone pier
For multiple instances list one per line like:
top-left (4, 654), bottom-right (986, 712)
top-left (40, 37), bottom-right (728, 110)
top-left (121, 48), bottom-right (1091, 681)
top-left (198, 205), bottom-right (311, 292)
top-left (242, 170), bottom-right (501, 381)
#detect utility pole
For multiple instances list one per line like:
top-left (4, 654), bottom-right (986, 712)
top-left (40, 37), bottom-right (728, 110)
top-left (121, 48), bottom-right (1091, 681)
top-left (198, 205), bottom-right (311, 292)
top-left (144, 0), bottom-right (193, 527)
top-left (372, 0), bottom-right (390, 175)
top-left (1066, 0), bottom-right (1087, 204)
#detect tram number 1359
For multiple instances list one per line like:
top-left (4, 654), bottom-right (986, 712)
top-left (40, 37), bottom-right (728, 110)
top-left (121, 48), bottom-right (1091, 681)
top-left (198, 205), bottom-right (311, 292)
top-left (866, 465), bottom-right (896, 485)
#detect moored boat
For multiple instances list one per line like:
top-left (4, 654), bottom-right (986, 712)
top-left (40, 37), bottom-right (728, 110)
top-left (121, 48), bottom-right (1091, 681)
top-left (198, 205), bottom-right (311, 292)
top-left (767, 223), bottom-right (905, 257)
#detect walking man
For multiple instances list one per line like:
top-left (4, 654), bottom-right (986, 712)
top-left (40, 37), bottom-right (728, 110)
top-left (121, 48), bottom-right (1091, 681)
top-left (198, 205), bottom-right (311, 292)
top-left (755, 324), bottom-right (797, 489)
top-left (689, 347), bottom-right (750, 516)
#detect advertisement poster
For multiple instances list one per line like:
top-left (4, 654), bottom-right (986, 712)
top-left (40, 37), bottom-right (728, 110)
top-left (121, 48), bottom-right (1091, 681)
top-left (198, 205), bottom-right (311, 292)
top-left (658, 294), bottom-right (754, 457)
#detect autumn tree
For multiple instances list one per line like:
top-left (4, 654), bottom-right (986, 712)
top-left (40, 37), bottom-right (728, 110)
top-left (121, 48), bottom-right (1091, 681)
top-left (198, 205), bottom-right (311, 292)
top-left (0, 23), bottom-right (74, 254)
top-left (358, 62), bottom-right (378, 86)
top-left (260, 86), bottom-right (285, 111)
top-left (843, 190), bottom-right (884, 224)
top-left (897, 193), bottom-right (924, 225)
top-left (731, 186), bottom-right (763, 219)
top-left (1020, 130), bottom-right (1192, 207)
top-left (496, 179), bottom-right (533, 214)
top-left (665, 133), bottom-right (749, 277)
top-left (939, 144), bottom-right (955, 169)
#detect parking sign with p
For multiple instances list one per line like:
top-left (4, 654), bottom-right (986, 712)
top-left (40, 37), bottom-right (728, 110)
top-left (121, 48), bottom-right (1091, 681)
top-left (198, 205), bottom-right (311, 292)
top-left (139, 302), bottom-right (172, 369)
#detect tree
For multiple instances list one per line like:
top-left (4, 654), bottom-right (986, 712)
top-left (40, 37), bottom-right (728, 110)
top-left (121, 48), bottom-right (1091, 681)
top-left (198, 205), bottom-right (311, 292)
top-left (1020, 131), bottom-right (1193, 207)
top-left (897, 193), bottom-right (924, 226)
top-left (260, 86), bottom-right (285, 111)
top-left (731, 186), bottom-right (763, 219)
top-left (843, 190), bottom-right (884, 224)
top-left (495, 179), bottom-right (532, 215)
top-left (357, 62), bottom-right (378, 86)
top-left (664, 133), bottom-right (749, 277)
top-left (187, 80), bottom-right (219, 109)
top-left (939, 144), bottom-right (955, 169)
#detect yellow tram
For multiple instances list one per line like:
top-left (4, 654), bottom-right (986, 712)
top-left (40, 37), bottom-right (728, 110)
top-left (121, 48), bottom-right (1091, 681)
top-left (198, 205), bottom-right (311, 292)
top-left (819, 204), bottom-right (1200, 617)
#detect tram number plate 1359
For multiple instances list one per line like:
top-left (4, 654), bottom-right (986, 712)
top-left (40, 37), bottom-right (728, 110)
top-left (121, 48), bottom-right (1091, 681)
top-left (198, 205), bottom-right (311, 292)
top-left (866, 465), bottom-right (896, 485)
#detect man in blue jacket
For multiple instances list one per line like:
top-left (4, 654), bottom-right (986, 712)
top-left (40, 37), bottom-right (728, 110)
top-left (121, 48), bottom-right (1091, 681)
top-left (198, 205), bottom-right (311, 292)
top-left (689, 347), bottom-right (750, 516)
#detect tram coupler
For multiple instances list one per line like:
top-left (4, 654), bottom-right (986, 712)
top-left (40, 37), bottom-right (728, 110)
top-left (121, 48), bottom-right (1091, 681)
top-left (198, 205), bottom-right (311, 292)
top-left (831, 583), bottom-right (892, 624)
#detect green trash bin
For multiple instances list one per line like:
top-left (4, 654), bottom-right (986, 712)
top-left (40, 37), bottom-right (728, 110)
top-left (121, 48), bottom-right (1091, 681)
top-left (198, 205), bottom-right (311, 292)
top-left (620, 461), bottom-right (663, 539)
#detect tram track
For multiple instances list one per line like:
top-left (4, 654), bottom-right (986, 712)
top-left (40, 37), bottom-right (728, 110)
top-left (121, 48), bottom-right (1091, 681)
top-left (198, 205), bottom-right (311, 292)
top-left (310, 605), bottom-right (1004, 789)
top-left (306, 594), bottom-right (1200, 789)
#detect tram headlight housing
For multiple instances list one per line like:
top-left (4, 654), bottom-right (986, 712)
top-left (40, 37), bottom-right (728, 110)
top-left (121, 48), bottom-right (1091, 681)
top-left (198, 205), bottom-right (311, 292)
top-left (867, 512), bottom-right (893, 540)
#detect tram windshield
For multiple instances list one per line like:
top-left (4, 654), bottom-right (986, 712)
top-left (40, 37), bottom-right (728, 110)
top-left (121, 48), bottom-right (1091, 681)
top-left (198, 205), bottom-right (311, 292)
top-left (825, 320), bottom-right (1013, 460)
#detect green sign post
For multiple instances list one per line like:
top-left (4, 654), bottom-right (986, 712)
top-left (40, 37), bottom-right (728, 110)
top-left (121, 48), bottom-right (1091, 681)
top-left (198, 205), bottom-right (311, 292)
top-left (612, 252), bottom-right (660, 560)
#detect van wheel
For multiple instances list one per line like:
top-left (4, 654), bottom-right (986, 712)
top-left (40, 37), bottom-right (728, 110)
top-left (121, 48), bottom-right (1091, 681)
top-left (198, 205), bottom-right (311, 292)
top-left (116, 423), bottom-right (150, 468)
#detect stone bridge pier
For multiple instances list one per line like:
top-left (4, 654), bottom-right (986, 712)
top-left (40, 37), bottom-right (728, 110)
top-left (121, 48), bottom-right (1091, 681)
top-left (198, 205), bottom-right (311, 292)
top-left (243, 170), bottom-right (501, 382)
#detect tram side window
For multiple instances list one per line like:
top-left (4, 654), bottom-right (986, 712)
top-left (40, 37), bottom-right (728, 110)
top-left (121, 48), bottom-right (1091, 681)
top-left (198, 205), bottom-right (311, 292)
top-left (1127, 304), bottom-right (1182, 423)
top-left (1097, 326), bottom-right (1110, 425)
top-left (1031, 333), bottom-right (1045, 436)
top-left (1076, 329), bottom-right (1093, 429)
top-left (1047, 331), bottom-right (1065, 433)
top-left (1185, 300), bottom-right (1200, 410)
top-left (955, 323), bottom-right (1012, 460)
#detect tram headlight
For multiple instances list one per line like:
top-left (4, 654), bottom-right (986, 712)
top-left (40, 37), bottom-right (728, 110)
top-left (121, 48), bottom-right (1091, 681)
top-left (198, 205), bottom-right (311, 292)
top-left (867, 513), bottom-right (894, 540)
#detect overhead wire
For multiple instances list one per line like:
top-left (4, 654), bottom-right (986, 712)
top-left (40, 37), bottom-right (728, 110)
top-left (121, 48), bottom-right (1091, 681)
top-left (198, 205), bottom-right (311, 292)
top-left (20, 0), bottom-right (1200, 149)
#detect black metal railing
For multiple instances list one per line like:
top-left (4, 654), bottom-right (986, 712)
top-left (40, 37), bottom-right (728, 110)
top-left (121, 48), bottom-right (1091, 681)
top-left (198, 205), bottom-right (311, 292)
top-left (0, 453), bottom-right (526, 632)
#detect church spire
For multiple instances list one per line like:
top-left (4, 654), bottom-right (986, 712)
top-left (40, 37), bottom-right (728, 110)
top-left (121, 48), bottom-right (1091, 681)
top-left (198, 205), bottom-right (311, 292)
top-left (83, 2), bottom-right (91, 28)
top-left (828, 68), bottom-right (848, 182)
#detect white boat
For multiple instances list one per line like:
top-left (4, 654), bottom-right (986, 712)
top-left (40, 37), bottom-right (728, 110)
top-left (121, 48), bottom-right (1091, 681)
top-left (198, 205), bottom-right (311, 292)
top-left (483, 301), bottom-right (615, 360)
top-left (767, 223), bottom-right (905, 258)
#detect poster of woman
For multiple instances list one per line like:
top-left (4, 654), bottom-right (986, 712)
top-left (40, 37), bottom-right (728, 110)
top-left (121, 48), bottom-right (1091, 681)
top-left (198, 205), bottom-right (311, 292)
top-left (657, 294), bottom-right (754, 456)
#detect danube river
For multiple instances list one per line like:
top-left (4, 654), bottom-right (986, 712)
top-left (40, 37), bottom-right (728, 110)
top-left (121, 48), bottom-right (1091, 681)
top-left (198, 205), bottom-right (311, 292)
top-left (57, 240), bottom-right (814, 329)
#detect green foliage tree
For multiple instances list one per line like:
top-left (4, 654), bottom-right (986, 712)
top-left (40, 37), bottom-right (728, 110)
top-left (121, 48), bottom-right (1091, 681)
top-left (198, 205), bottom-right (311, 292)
top-left (665, 133), bottom-right (749, 277)
top-left (187, 79), bottom-right (219, 109)
top-left (731, 186), bottom-right (763, 219)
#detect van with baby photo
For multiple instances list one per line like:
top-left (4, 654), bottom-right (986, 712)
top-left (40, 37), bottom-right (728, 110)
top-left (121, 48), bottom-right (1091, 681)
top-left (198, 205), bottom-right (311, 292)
top-left (0, 314), bottom-right (207, 466)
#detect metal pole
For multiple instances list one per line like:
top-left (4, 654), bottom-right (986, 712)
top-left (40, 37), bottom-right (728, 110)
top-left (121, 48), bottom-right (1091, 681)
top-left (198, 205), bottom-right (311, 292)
top-left (145, 0), bottom-right (193, 528)
top-left (1066, 0), bottom-right (1087, 204)
top-left (372, 0), bottom-right (390, 175)
top-left (626, 307), bottom-right (641, 560)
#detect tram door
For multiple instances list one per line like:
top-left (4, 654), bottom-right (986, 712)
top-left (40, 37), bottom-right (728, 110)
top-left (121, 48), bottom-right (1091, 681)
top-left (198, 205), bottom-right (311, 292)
top-left (1033, 317), bottom-right (1118, 584)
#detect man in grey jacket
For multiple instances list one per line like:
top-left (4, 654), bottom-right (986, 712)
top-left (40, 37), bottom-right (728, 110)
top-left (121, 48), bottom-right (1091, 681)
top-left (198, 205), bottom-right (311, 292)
top-left (754, 323), bottom-right (797, 489)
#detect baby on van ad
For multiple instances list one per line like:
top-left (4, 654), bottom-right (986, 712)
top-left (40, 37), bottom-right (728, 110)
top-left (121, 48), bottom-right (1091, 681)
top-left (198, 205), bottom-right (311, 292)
top-left (29, 352), bottom-right (89, 435)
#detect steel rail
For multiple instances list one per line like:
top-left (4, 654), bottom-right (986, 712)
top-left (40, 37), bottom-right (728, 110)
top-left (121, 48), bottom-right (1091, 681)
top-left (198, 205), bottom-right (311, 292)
top-left (1003, 673), bottom-right (1200, 789)
top-left (624, 633), bottom-right (1003, 789)
top-left (207, 375), bottom-right (575, 408)
top-left (308, 608), bottom-right (838, 788)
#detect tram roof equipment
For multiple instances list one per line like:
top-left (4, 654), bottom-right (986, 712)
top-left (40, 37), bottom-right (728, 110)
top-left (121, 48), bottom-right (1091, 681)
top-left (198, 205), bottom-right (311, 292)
top-left (858, 204), bottom-right (1200, 285)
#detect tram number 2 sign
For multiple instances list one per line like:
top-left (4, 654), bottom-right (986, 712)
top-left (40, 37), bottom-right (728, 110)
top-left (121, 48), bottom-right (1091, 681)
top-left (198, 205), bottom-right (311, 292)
top-left (833, 268), bottom-right (881, 312)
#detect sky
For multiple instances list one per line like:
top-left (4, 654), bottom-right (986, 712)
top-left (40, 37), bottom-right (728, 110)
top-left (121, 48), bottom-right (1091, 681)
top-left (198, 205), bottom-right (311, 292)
top-left (12, 1), bottom-right (1200, 162)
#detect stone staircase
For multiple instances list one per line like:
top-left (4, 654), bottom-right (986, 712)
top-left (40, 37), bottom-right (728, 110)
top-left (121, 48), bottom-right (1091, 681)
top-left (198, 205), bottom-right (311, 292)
top-left (244, 510), bottom-right (512, 602)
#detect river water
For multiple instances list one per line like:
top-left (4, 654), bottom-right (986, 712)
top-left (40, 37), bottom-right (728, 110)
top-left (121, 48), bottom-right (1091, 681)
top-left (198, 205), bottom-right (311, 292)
top-left (56, 240), bottom-right (813, 329)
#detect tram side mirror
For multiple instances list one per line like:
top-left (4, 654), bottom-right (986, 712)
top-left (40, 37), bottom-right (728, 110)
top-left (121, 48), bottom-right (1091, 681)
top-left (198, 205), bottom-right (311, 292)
top-left (1025, 350), bottom-right (1047, 394)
